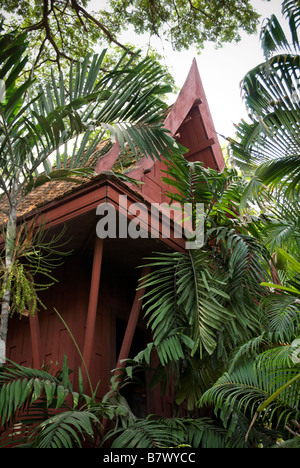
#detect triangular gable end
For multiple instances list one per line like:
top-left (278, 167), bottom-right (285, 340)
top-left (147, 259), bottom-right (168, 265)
top-left (0, 60), bottom-right (225, 226)
top-left (3, 60), bottom-right (226, 406)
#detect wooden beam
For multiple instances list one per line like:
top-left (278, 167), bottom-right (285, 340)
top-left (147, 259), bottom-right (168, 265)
top-left (29, 313), bottom-right (41, 369)
top-left (95, 141), bottom-right (120, 174)
top-left (185, 138), bottom-right (215, 159)
top-left (100, 265), bottom-right (150, 436)
top-left (82, 236), bottom-right (104, 384)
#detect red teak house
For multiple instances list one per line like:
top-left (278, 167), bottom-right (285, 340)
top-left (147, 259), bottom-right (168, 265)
top-left (3, 60), bottom-right (225, 417)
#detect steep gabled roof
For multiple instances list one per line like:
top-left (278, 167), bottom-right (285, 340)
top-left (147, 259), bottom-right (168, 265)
top-left (169, 58), bottom-right (225, 170)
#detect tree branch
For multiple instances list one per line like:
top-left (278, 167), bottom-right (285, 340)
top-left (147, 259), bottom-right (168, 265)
top-left (187, 0), bottom-right (214, 20)
top-left (69, 0), bottom-right (133, 53)
top-left (19, 0), bottom-right (133, 73)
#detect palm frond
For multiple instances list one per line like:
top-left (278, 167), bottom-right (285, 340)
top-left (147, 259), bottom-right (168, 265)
top-left (141, 249), bottom-right (232, 359)
top-left (108, 418), bottom-right (181, 448)
top-left (260, 292), bottom-right (300, 342)
top-left (260, 12), bottom-right (298, 57)
top-left (259, 194), bottom-right (300, 253)
top-left (0, 356), bottom-right (126, 448)
top-left (30, 411), bottom-right (98, 448)
top-left (0, 357), bottom-right (90, 421)
top-left (274, 436), bottom-right (300, 448)
top-left (282, 0), bottom-right (300, 49)
top-left (230, 4), bottom-right (300, 197)
top-left (0, 31), bottom-right (184, 202)
top-left (200, 356), bottom-right (300, 435)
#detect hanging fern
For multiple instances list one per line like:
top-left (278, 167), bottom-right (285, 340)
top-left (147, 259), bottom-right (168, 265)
top-left (105, 416), bottom-right (228, 449)
top-left (0, 355), bottom-right (110, 448)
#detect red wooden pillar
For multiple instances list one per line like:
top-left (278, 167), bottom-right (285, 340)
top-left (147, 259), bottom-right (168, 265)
top-left (82, 236), bottom-right (104, 388)
top-left (29, 313), bottom-right (41, 369)
top-left (101, 265), bottom-right (150, 435)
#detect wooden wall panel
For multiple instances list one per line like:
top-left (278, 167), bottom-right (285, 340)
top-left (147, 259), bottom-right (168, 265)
top-left (7, 315), bottom-right (32, 367)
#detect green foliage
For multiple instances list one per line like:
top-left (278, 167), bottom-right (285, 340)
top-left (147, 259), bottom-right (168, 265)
top-left (230, 0), bottom-right (300, 198)
top-left (0, 28), bottom-right (184, 361)
top-left (0, 220), bottom-right (72, 317)
top-left (31, 411), bottom-right (98, 449)
top-left (141, 249), bottom-right (232, 360)
top-left (200, 354), bottom-right (300, 444)
top-left (1, 0), bottom-right (299, 449)
top-left (0, 31), bottom-right (183, 204)
top-left (198, 200), bottom-right (300, 444)
top-left (0, 259), bottom-right (43, 317)
top-left (131, 155), bottom-right (273, 410)
top-left (107, 416), bottom-right (228, 448)
top-left (0, 353), bottom-right (230, 448)
top-left (212, 5), bottom-right (300, 444)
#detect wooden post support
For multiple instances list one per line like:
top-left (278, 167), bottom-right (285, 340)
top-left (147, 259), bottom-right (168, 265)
top-left (82, 236), bottom-right (104, 386)
top-left (100, 265), bottom-right (150, 436)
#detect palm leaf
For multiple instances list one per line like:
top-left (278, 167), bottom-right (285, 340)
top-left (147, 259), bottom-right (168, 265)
top-left (109, 418), bottom-right (182, 448)
top-left (200, 356), bottom-right (300, 436)
top-left (31, 411), bottom-right (98, 448)
top-left (260, 293), bottom-right (300, 342)
top-left (141, 249), bottom-right (232, 359)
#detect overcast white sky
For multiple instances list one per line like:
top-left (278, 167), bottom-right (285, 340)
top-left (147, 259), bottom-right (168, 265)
top-left (90, 0), bottom-right (284, 142)
top-left (141, 0), bottom-right (284, 141)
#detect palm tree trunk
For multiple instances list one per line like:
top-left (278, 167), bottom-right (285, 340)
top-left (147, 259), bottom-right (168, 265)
top-left (0, 191), bottom-right (17, 365)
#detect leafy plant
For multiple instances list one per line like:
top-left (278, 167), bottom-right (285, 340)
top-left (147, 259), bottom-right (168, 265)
top-left (0, 28), bottom-right (184, 363)
top-left (0, 310), bottom-right (230, 449)
top-left (105, 416), bottom-right (229, 449)
top-left (0, 0), bottom-right (260, 78)
top-left (0, 218), bottom-right (71, 318)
